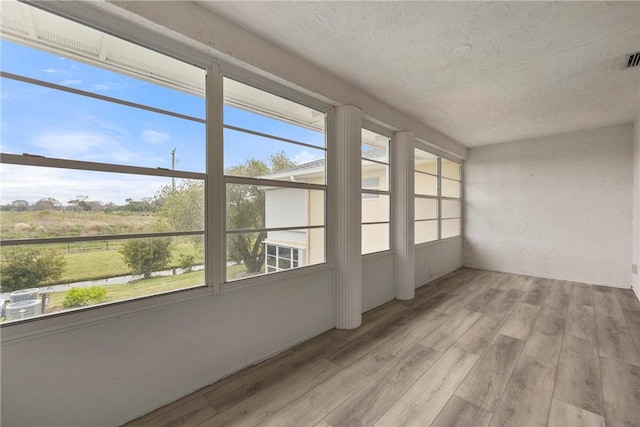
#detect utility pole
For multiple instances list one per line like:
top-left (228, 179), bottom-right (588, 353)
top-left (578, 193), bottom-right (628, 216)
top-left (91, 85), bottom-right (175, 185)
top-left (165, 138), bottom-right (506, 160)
top-left (171, 147), bottom-right (176, 191)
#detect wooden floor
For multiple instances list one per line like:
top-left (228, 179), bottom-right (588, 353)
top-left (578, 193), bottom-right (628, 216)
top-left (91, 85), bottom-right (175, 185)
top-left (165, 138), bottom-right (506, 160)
top-left (124, 268), bottom-right (640, 427)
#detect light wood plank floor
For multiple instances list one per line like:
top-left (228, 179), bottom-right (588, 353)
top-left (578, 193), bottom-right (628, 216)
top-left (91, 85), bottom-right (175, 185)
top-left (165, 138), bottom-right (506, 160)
top-left (124, 268), bottom-right (640, 427)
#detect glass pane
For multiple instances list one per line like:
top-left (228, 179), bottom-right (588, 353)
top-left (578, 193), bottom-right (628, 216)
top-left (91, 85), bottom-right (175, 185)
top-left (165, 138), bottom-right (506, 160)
top-left (415, 220), bottom-right (438, 244)
top-left (442, 159), bottom-right (461, 181)
top-left (0, 165), bottom-right (204, 240)
top-left (278, 246), bottom-right (291, 258)
top-left (415, 172), bottom-right (438, 196)
top-left (442, 178), bottom-right (460, 198)
top-left (224, 128), bottom-right (326, 185)
top-left (1, 78), bottom-right (206, 172)
top-left (442, 218), bottom-right (461, 238)
top-left (0, 27), bottom-right (205, 118)
top-left (267, 244), bottom-right (276, 256)
top-left (362, 194), bottom-right (390, 223)
top-left (266, 256), bottom-right (276, 267)
top-left (362, 223), bottom-right (389, 255)
top-left (442, 199), bottom-right (461, 219)
top-left (226, 184), bottom-right (325, 231)
top-left (0, 236), bottom-right (205, 323)
top-left (362, 129), bottom-right (389, 163)
top-left (227, 229), bottom-right (324, 281)
top-left (415, 198), bottom-right (438, 221)
top-left (362, 164), bottom-right (389, 191)
top-left (415, 149), bottom-right (438, 174)
top-left (224, 77), bottom-right (325, 147)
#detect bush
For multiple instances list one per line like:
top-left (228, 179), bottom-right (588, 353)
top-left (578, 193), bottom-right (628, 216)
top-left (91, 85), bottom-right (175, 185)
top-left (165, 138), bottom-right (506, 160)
top-left (0, 247), bottom-right (66, 293)
top-left (179, 253), bottom-right (196, 273)
top-left (119, 238), bottom-right (173, 279)
top-left (62, 286), bottom-right (107, 308)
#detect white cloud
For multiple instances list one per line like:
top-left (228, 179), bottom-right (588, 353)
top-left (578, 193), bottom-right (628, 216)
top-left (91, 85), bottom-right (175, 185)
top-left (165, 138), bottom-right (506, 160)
top-left (140, 129), bottom-right (170, 145)
top-left (61, 79), bottom-right (82, 86)
top-left (41, 68), bottom-right (69, 75)
top-left (294, 150), bottom-right (323, 165)
top-left (29, 130), bottom-right (136, 163)
top-left (91, 82), bottom-right (128, 92)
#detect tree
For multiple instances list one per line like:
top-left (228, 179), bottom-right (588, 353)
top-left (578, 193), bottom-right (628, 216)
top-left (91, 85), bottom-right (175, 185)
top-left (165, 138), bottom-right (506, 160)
top-left (9, 200), bottom-right (29, 212)
top-left (119, 238), bottom-right (173, 279)
top-left (156, 180), bottom-right (204, 232)
top-left (225, 151), bottom-right (296, 274)
top-left (0, 248), bottom-right (67, 293)
top-left (32, 197), bottom-right (62, 211)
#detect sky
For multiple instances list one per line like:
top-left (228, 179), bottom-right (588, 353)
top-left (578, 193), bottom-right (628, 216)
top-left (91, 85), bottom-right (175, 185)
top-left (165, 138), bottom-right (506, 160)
top-left (0, 38), bottom-right (325, 205)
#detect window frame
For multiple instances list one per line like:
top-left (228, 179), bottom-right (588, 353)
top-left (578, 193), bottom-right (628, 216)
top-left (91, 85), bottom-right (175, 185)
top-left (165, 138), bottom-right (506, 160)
top-left (221, 74), bottom-right (330, 288)
top-left (361, 125), bottom-right (392, 256)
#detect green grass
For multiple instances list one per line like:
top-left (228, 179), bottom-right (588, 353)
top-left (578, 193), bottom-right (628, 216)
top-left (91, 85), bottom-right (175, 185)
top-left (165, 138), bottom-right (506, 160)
top-left (47, 270), bottom-right (205, 313)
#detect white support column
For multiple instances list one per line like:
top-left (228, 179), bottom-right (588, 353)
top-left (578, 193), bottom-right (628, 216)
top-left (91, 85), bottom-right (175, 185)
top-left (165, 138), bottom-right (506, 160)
top-left (392, 131), bottom-right (415, 300)
top-left (331, 105), bottom-right (363, 329)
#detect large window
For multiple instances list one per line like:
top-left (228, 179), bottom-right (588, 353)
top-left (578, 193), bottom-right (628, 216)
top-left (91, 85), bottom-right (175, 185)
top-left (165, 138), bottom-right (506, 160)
top-left (223, 78), bottom-right (326, 281)
top-left (361, 129), bottom-right (390, 254)
top-left (441, 158), bottom-right (462, 238)
top-left (0, 2), bottom-right (207, 322)
top-left (414, 148), bottom-right (463, 244)
top-left (414, 148), bottom-right (439, 244)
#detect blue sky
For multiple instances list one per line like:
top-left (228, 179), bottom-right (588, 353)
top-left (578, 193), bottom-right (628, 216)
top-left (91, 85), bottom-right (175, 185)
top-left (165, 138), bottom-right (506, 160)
top-left (0, 39), bottom-right (325, 205)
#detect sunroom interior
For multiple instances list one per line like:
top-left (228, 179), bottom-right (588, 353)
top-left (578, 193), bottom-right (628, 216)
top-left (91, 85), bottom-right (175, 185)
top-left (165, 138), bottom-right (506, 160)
top-left (1, 1), bottom-right (639, 426)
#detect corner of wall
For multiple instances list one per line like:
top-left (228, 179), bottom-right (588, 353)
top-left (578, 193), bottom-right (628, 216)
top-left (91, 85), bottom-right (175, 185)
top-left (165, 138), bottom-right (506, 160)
top-left (632, 113), bottom-right (640, 300)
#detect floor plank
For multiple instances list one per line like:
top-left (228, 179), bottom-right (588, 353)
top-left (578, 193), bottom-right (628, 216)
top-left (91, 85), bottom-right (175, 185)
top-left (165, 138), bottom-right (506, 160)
top-left (456, 334), bottom-right (525, 411)
top-left (548, 399), bottom-right (605, 427)
top-left (613, 288), bottom-right (640, 312)
top-left (522, 306), bottom-right (566, 364)
top-left (565, 302), bottom-right (597, 342)
top-left (256, 349), bottom-right (394, 427)
top-left (125, 396), bottom-right (217, 427)
top-left (198, 357), bottom-right (340, 427)
top-left (431, 396), bottom-right (493, 427)
top-left (593, 290), bottom-right (625, 320)
top-left (570, 283), bottom-right (594, 306)
top-left (521, 279), bottom-right (552, 306)
top-left (420, 308), bottom-right (482, 352)
top-left (595, 313), bottom-right (640, 366)
top-left (464, 288), bottom-right (504, 313)
top-left (373, 347), bottom-right (478, 427)
top-left (600, 356), bottom-right (640, 427)
top-left (499, 303), bottom-right (541, 340)
top-left (489, 356), bottom-right (556, 427)
top-left (325, 345), bottom-right (441, 427)
top-left (453, 312), bottom-right (508, 355)
top-left (554, 335), bottom-right (604, 416)
top-left (377, 309), bottom-right (449, 357)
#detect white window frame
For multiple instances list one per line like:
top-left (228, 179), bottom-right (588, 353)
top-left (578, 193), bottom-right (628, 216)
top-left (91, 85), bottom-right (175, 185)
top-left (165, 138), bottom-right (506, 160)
top-left (361, 126), bottom-right (391, 255)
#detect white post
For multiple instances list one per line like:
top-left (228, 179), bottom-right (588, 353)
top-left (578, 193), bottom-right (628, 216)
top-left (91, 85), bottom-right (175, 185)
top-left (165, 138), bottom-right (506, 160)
top-left (392, 131), bottom-right (415, 300)
top-left (331, 105), bottom-right (363, 329)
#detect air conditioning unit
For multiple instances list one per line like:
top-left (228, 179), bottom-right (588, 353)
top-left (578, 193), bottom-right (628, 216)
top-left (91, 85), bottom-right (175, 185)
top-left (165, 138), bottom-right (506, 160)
top-left (5, 300), bottom-right (41, 321)
top-left (9, 288), bottom-right (40, 303)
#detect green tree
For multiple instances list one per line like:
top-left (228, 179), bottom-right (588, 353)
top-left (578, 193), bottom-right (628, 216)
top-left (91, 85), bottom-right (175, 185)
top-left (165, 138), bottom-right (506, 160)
top-left (119, 238), bottom-right (173, 279)
top-left (0, 248), bottom-right (67, 293)
top-left (156, 181), bottom-right (204, 232)
top-left (226, 151), bottom-right (296, 274)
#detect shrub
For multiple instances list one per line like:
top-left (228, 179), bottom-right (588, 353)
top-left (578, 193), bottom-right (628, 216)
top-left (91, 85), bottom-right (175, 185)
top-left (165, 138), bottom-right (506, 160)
top-left (179, 253), bottom-right (196, 273)
top-left (62, 286), bottom-right (107, 308)
top-left (119, 238), bottom-right (173, 279)
top-left (0, 247), bottom-right (66, 293)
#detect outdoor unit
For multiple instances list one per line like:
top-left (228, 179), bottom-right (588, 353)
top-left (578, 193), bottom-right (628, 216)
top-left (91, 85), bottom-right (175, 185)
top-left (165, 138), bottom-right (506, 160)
top-left (9, 288), bottom-right (39, 303)
top-left (5, 300), bottom-right (41, 321)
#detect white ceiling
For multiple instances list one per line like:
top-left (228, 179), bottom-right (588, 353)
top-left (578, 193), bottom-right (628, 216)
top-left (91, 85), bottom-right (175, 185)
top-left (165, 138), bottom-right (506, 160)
top-left (198, 1), bottom-right (640, 147)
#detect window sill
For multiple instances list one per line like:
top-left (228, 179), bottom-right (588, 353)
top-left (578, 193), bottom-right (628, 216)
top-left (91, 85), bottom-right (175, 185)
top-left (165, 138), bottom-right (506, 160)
top-left (362, 250), bottom-right (394, 260)
top-left (221, 263), bottom-right (334, 294)
top-left (1, 285), bottom-right (214, 345)
top-left (415, 235), bottom-right (462, 249)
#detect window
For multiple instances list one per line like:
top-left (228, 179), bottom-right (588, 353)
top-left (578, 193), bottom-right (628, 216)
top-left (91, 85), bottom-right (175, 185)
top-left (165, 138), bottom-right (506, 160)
top-left (0, 3), bottom-right (207, 323)
top-left (223, 78), bottom-right (326, 281)
top-left (362, 129), bottom-right (390, 254)
top-left (414, 148), bottom-right (439, 244)
top-left (265, 244), bottom-right (304, 273)
top-left (441, 159), bottom-right (462, 238)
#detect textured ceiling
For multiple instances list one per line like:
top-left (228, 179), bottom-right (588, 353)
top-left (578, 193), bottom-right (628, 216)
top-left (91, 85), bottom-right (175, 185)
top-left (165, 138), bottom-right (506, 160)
top-left (198, 1), bottom-right (640, 147)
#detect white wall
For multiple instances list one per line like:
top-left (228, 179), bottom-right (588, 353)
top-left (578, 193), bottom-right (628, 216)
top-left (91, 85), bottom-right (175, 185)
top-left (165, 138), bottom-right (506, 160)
top-left (415, 237), bottom-right (463, 288)
top-left (362, 253), bottom-right (395, 312)
top-left (1, 269), bottom-right (334, 427)
top-left (633, 114), bottom-right (640, 298)
top-left (464, 124), bottom-right (634, 287)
